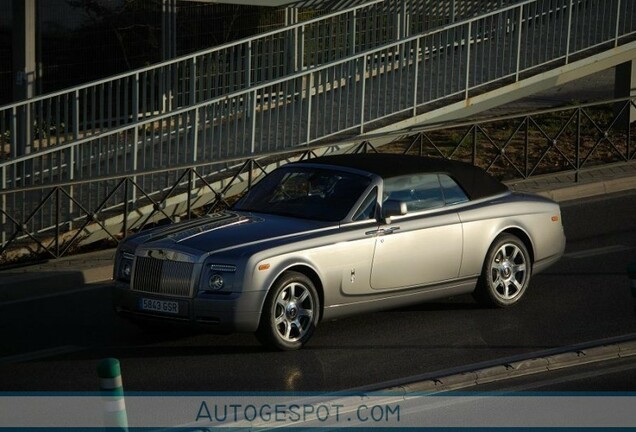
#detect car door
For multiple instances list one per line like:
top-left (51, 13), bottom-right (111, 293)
top-left (370, 173), bottom-right (463, 291)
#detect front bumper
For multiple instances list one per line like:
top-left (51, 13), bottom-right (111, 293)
top-left (113, 282), bottom-right (266, 333)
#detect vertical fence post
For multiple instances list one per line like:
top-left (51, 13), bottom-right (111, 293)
top-left (565, 0), bottom-right (574, 64)
top-left (187, 108), bottom-right (198, 206)
top-left (306, 72), bottom-right (314, 143)
top-left (189, 57), bottom-right (196, 106)
top-left (292, 23), bottom-right (300, 73)
top-left (359, 56), bottom-right (367, 134)
top-left (413, 38), bottom-right (420, 116)
top-left (187, 168), bottom-right (193, 219)
top-left (132, 73), bottom-right (139, 204)
top-left (55, 187), bottom-right (60, 257)
top-left (451, 0), bottom-right (456, 23)
top-left (465, 22), bottom-right (472, 100)
top-left (192, 107), bottom-right (199, 167)
top-left (190, 59), bottom-right (198, 169)
top-left (246, 41), bottom-right (252, 123)
top-left (575, 107), bottom-right (581, 182)
top-left (72, 90), bottom-right (80, 141)
top-left (246, 40), bottom-right (252, 89)
top-left (300, 25), bottom-right (305, 71)
top-left (122, 178), bottom-right (128, 238)
top-left (248, 159), bottom-right (254, 191)
top-left (515, 4), bottom-right (524, 81)
top-left (286, 9), bottom-right (297, 75)
top-left (250, 90), bottom-right (257, 154)
top-left (69, 89), bottom-right (79, 229)
top-left (615, 0), bottom-right (622, 47)
top-left (524, 116), bottom-right (530, 178)
top-left (10, 107), bottom-right (17, 165)
top-left (350, 10), bottom-right (357, 56)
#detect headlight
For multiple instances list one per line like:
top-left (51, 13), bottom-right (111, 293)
top-left (118, 252), bottom-right (135, 282)
top-left (208, 274), bottom-right (225, 291)
top-left (122, 261), bottom-right (132, 279)
top-left (200, 263), bottom-right (236, 294)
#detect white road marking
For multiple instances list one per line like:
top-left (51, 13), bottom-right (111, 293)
top-left (564, 245), bottom-right (634, 259)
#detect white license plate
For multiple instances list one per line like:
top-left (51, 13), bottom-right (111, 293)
top-left (139, 298), bottom-right (179, 314)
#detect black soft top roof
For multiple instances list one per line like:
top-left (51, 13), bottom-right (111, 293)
top-left (298, 153), bottom-right (509, 200)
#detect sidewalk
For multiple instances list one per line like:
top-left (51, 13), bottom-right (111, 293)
top-left (506, 161), bottom-right (636, 201)
top-left (1, 161), bottom-right (635, 304)
top-left (0, 248), bottom-right (115, 303)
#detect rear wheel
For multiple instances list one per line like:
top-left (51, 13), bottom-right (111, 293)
top-left (474, 234), bottom-right (532, 307)
top-left (256, 271), bottom-right (319, 351)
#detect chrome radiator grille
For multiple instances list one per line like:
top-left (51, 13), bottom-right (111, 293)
top-left (132, 257), bottom-right (194, 298)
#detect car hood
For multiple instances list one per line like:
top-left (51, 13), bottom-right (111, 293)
top-left (128, 211), bottom-right (333, 255)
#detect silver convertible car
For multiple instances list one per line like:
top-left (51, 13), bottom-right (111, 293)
top-left (113, 154), bottom-right (565, 350)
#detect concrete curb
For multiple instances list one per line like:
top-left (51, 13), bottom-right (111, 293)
top-left (534, 175), bottom-right (636, 202)
top-left (382, 340), bottom-right (636, 395)
top-left (222, 337), bottom-right (636, 429)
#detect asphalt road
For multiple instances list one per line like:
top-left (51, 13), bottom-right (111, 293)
top-left (1, 190), bottom-right (635, 392)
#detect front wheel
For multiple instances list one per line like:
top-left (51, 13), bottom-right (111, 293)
top-left (256, 271), bottom-right (320, 351)
top-left (474, 234), bottom-right (532, 308)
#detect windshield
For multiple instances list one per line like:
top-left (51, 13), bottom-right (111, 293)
top-left (233, 167), bottom-right (372, 221)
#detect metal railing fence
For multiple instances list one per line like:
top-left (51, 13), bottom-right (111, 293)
top-left (0, 0), bottom-right (518, 164)
top-left (0, 1), bottom-right (381, 161)
top-left (3, 0), bottom-right (634, 185)
top-left (393, 97), bottom-right (636, 181)
top-left (2, 96), bottom-right (635, 262)
top-left (1, 0), bottom-right (636, 260)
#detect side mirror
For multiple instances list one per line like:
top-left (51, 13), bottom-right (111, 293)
top-left (382, 199), bottom-right (407, 224)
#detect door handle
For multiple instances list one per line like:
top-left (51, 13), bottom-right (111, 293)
top-left (366, 226), bottom-right (400, 236)
top-left (379, 226), bottom-right (400, 235)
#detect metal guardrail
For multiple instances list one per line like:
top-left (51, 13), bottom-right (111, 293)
top-left (0, 0), bottom-right (517, 163)
top-left (2, 96), bottom-right (635, 261)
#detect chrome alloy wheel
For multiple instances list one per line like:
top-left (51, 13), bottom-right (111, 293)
top-left (274, 282), bottom-right (315, 343)
top-left (489, 243), bottom-right (528, 301)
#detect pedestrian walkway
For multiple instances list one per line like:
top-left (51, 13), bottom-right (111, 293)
top-left (507, 161), bottom-right (636, 201)
top-left (0, 248), bottom-right (115, 303)
top-left (1, 160), bottom-right (635, 304)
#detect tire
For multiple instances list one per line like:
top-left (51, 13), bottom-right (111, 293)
top-left (256, 271), bottom-right (320, 351)
top-left (474, 234), bottom-right (532, 308)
